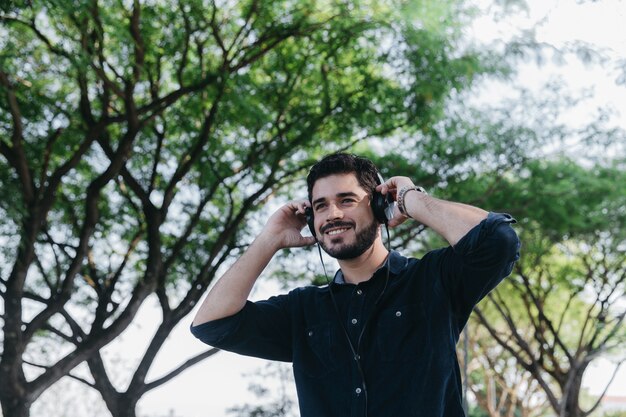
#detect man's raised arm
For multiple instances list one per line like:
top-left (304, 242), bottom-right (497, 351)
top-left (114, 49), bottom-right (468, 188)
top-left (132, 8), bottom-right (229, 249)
top-left (377, 176), bottom-right (488, 246)
top-left (192, 201), bottom-right (315, 326)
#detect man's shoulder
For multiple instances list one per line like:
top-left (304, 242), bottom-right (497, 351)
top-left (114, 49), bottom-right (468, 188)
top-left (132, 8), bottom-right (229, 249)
top-left (290, 283), bottom-right (332, 296)
top-left (391, 248), bottom-right (449, 272)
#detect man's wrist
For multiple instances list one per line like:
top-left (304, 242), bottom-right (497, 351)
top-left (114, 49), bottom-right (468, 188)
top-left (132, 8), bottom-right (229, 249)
top-left (256, 230), bottom-right (283, 253)
top-left (397, 185), bottom-right (427, 218)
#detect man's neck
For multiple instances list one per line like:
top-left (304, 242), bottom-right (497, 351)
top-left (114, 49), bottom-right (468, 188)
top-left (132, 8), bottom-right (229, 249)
top-left (337, 240), bottom-right (389, 284)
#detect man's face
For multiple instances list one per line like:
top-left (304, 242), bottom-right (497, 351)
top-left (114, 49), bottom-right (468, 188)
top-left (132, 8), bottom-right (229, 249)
top-left (311, 173), bottom-right (379, 260)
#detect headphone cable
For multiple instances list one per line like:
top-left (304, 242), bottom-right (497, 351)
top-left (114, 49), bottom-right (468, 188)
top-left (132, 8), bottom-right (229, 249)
top-left (316, 223), bottom-right (392, 417)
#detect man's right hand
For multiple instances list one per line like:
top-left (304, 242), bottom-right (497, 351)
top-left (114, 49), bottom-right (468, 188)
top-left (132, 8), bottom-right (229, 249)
top-left (260, 200), bottom-right (317, 250)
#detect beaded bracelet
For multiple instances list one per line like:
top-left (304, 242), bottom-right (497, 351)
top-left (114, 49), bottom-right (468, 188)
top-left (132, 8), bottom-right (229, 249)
top-left (397, 186), bottom-right (427, 218)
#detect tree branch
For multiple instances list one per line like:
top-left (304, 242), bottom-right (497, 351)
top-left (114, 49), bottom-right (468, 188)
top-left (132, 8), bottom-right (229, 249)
top-left (143, 348), bottom-right (220, 392)
top-left (474, 305), bottom-right (561, 412)
top-left (160, 78), bottom-right (227, 212)
top-left (129, 0), bottom-right (145, 83)
top-left (582, 361), bottom-right (624, 417)
top-left (0, 69), bottom-right (35, 203)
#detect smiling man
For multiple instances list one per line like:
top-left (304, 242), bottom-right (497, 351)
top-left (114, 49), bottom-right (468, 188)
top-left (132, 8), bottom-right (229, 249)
top-left (191, 153), bottom-right (520, 417)
top-left (312, 172), bottom-right (382, 263)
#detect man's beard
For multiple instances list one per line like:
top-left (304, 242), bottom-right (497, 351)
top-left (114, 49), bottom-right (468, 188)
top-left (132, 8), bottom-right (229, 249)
top-left (319, 219), bottom-right (379, 260)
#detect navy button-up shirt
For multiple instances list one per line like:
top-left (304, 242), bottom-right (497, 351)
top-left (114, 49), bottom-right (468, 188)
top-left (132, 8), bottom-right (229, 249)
top-left (191, 213), bottom-right (520, 417)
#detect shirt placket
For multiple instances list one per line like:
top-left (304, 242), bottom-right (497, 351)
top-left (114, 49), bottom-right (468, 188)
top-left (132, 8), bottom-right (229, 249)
top-left (346, 284), bottom-right (368, 417)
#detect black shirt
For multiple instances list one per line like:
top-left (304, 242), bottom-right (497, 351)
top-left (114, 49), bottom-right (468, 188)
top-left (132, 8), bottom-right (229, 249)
top-left (191, 213), bottom-right (520, 417)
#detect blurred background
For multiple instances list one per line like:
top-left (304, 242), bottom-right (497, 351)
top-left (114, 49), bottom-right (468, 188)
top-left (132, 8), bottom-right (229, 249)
top-left (1, 0), bottom-right (624, 416)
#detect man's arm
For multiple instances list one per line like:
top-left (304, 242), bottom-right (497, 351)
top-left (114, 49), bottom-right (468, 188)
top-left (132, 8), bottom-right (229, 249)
top-left (192, 201), bottom-right (315, 326)
top-left (377, 176), bottom-right (487, 246)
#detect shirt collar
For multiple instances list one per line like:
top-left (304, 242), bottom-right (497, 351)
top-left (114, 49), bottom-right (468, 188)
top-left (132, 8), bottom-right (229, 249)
top-left (332, 250), bottom-right (408, 285)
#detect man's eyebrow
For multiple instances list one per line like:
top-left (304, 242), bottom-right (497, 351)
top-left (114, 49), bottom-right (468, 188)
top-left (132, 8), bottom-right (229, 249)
top-left (312, 191), bottom-right (361, 206)
top-left (337, 191), bottom-right (360, 199)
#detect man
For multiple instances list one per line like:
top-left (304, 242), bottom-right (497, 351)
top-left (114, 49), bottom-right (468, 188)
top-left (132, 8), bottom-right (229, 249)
top-left (191, 153), bottom-right (520, 417)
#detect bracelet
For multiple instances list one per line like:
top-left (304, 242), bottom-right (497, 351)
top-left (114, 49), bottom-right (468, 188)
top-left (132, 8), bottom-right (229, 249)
top-left (397, 186), bottom-right (427, 218)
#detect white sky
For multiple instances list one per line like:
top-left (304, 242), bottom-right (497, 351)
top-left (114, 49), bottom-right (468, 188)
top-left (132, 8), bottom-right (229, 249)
top-left (469, 0), bottom-right (626, 123)
top-left (25, 1), bottom-right (626, 416)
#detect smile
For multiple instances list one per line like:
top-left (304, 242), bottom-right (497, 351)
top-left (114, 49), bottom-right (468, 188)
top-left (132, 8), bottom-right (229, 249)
top-left (327, 227), bottom-right (351, 236)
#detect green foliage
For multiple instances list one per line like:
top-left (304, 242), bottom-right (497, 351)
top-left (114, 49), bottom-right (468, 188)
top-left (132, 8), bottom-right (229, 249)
top-left (602, 412), bottom-right (626, 417)
top-left (491, 159), bottom-right (626, 241)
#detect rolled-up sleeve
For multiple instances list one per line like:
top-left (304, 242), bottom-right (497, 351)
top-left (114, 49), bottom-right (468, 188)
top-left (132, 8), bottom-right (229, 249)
top-left (439, 212), bottom-right (520, 325)
top-left (190, 294), bottom-right (293, 362)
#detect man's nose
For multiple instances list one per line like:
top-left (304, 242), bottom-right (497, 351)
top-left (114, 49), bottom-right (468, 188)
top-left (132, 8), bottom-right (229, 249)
top-left (326, 203), bottom-right (343, 221)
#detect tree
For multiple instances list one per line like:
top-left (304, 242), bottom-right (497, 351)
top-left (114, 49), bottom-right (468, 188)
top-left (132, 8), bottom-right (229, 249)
top-left (0, 1), bottom-right (488, 416)
top-left (462, 321), bottom-right (551, 417)
top-left (473, 159), bottom-right (626, 417)
top-left (227, 363), bottom-right (297, 417)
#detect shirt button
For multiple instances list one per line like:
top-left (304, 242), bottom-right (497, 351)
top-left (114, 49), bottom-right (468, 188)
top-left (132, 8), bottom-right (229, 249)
top-left (351, 318), bottom-right (358, 325)
top-left (356, 289), bottom-right (363, 295)
top-left (355, 387), bottom-right (362, 395)
top-left (395, 311), bottom-right (402, 317)
top-left (308, 330), bottom-right (313, 336)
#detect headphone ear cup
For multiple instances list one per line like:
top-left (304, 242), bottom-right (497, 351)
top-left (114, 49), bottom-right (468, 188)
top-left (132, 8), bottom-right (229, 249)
top-left (305, 207), bottom-right (316, 239)
top-left (372, 192), bottom-right (389, 224)
top-left (373, 172), bottom-right (393, 224)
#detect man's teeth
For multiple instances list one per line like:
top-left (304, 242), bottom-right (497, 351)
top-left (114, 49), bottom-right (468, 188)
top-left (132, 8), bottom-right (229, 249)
top-left (328, 228), bottom-right (350, 235)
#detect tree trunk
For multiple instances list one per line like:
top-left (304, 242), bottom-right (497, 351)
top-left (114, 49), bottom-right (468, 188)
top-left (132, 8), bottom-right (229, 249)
top-left (560, 367), bottom-right (586, 417)
top-left (114, 397), bottom-right (139, 417)
top-left (0, 393), bottom-right (31, 417)
top-left (0, 214), bottom-right (40, 417)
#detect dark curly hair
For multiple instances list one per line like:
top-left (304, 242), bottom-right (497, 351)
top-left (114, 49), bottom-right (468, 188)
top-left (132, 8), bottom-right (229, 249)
top-left (306, 153), bottom-right (380, 203)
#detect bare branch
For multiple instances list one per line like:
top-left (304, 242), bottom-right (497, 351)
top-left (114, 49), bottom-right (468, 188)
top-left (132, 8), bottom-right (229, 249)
top-left (162, 180), bottom-right (223, 273)
top-left (582, 361), bottom-right (624, 417)
top-left (144, 348), bottom-right (220, 392)
top-left (65, 372), bottom-right (97, 389)
top-left (519, 270), bottom-right (573, 364)
top-left (474, 305), bottom-right (561, 412)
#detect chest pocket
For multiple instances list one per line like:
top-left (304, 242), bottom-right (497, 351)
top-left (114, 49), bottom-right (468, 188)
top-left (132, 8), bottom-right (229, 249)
top-left (376, 303), bottom-right (428, 362)
top-left (294, 322), bottom-right (340, 378)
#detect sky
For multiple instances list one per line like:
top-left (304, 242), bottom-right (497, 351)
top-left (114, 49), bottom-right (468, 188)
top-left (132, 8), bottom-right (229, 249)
top-left (24, 1), bottom-right (626, 416)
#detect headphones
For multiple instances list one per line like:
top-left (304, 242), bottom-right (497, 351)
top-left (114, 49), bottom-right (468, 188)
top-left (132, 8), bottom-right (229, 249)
top-left (305, 172), bottom-right (395, 239)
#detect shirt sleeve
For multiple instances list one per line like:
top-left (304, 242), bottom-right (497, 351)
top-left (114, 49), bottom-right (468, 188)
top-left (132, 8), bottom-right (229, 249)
top-left (438, 212), bottom-right (520, 328)
top-left (190, 293), bottom-right (293, 362)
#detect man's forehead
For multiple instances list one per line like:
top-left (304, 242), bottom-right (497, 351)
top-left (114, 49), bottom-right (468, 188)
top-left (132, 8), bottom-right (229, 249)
top-left (311, 173), bottom-right (368, 201)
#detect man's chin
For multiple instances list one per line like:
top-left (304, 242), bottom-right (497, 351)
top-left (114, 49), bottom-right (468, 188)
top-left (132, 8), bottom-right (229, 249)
top-left (321, 242), bottom-right (368, 260)
top-left (328, 235), bottom-right (350, 245)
